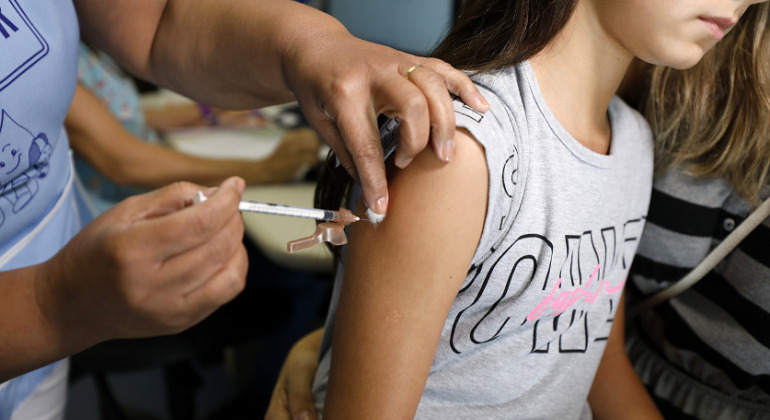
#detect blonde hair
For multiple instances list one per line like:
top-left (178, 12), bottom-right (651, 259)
top-left (646, 3), bottom-right (770, 204)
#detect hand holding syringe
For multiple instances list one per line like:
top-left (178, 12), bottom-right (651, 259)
top-left (195, 191), bottom-right (368, 252)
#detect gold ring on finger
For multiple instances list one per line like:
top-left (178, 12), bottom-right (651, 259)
top-left (405, 64), bottom-right (421, 80)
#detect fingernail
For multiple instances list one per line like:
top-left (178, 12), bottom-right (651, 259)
top-left (296, 411), bottom-right (312, 420)
top-left (234, 177), bottom-right (245, 194)
top-left (479, 96), bottom-right (490, 112)
top-left (440, 139), bottom-right (455, 162)
top-left (372, 195), bottom-right (388, 215)
top-left (395, 155), bottom-right (414, 169)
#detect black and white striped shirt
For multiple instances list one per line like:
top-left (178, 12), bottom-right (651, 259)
top-left (629, 168), bottom-right (770, 406)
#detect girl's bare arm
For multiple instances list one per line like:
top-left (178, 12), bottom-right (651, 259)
top-left (588, 294), bottom-right (663, 419)
top-left (323, 128), bottom-right (488, 418)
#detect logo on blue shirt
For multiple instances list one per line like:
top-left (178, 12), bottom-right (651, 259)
top-left (0, 0), bottom-right (48, 93)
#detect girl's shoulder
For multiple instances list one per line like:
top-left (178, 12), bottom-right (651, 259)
top-left (450, 66), bottom-right (532, 265)
top-left (453, 66), bottom-right (527, 153)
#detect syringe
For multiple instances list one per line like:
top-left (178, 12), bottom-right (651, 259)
top-left (195, 191), bottom-right (361, 225)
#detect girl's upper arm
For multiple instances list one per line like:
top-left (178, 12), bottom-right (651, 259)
top-left (323, 128), bottom-right (489, 419)
top-left (588, 294), bottom-right (663, 420)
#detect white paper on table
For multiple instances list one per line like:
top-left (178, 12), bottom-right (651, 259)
top-left (164, 127), bottom-right (284, 160)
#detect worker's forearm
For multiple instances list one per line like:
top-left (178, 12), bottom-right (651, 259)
top-left (0, 264), bottom-right (92, 382)
top-left (76, 0), bottom-right (348, 108)
top-left (152, 0), bottom-right (348, 108)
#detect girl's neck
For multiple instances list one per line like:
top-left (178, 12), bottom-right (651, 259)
top-left (529, 2), bottom-right (634, 155)
top-left (617, 58), bottom-right (650, 110)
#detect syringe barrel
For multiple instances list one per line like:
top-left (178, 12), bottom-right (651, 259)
top-left (238, 200), bottom-right (334, 221)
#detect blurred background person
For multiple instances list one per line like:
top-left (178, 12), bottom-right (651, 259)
top-left (68, 42), bottom-right (321, 215)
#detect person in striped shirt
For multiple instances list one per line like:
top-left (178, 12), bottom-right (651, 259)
top-left (625, 3), bottom-right (770, 419)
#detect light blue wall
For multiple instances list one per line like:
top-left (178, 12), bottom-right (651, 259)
top-left (327, 0), bottom-right (453, 55)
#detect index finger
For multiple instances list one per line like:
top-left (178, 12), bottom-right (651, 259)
top-left (324, 101), bottom-right (390, 216)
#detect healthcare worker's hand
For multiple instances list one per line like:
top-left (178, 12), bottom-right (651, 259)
top-left (265, 328), bottom-right (324, 420)
top-left (284, 30), bottom-right (489, 215)
top-left (36, 177), bottom-right (247, 345)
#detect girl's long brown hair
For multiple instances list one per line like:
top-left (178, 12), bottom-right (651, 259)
top-left (315, 0), bottom-right (578, 239)
top-left (432, 0), bottom-right (576, 69)
top-left (646, 3), bottom-right (770, 204)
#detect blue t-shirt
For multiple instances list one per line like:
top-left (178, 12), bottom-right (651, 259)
top-left (0, 0), bottom-right (79, 262)
top-left (0, 0), bottom-right (83, 418)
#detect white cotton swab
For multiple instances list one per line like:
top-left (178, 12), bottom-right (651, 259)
top-left (366, 208), bottom-right (386, 225)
